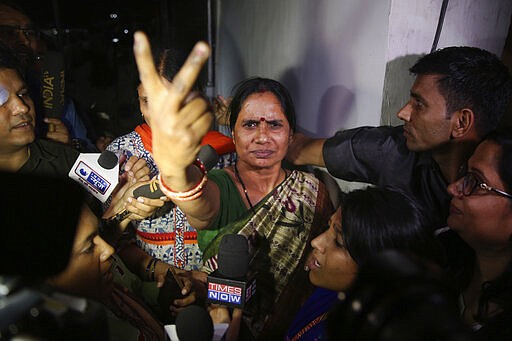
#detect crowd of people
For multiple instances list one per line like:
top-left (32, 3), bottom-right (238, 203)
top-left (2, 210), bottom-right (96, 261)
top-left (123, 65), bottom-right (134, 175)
top-left (2, 1), bottom-right (512, 340)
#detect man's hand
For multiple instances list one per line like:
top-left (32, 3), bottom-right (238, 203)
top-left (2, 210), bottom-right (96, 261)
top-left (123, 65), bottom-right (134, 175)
top-left (44, 117), bottom-right (70, 145)
top-left (208, 305), bottom-right (243, 341)
top-left (167, 269), bottom-right (208, 316)
top-left (133, 32), bottom-right (212, 177)
top-left (208, 304), bottom-right (231, 323)
top-left (286, 132), bottom-right (327, 167)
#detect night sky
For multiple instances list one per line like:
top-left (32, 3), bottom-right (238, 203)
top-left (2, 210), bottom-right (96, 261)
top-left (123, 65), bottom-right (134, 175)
top-left (16, 0), bottom-right (209, 138)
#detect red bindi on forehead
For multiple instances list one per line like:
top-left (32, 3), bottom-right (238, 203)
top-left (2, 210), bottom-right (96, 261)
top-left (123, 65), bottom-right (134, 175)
top-left (260, 117), bottom-right (265, 122)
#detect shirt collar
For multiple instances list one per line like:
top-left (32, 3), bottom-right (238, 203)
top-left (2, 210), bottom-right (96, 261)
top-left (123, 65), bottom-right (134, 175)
top-left (19, 139), bottom-right (59, 173)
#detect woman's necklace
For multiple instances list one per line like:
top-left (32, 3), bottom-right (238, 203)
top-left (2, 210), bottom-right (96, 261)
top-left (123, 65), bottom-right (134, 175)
top-left (233, 164), bottom-right (289, 214)
top-left (234, 163), bottom-right (255, 212)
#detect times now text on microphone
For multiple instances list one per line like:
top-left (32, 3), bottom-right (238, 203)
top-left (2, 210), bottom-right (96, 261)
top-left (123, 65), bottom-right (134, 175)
top-left (207, 276), bottom-right (256, 308)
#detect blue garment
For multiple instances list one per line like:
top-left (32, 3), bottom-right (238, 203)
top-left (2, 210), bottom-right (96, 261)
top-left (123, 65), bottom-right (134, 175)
top-left (26, 63), bottom-right (95, 151)
top-left (61, 98), bottom-right (96, 151)
top-left (285, 287), bottom-right (338, 341)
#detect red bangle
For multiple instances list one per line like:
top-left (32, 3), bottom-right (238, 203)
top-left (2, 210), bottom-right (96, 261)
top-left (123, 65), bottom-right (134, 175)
top-left (158, 159), bottom-right (208, 201)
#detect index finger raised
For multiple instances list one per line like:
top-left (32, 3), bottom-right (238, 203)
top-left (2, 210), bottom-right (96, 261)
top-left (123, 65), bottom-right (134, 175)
top-left (133, 32), bottom-right (161, 96)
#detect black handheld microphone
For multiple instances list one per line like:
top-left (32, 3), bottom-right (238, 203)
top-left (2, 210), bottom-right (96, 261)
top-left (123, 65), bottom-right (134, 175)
top-left (197, 144), bottom-right (219, 171)
top-left (97, 150), bottom-right (119, 169)
top-left (132, 177), bottom-right (163, 200)
top-left (206, 234), bottom-right (256, 308)
top-left (174, 305), bottom-right (214, 341)
top-left (68, 150), bottom-right (119, 202)
top-left (133, 144), bottom-right (219, 199)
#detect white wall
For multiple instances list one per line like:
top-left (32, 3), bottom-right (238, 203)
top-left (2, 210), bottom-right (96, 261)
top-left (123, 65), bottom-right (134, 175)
top-left (216, 0), bottom-right (512, 135)
top-left (382, 0), bottom-right (512, 126)
top-left (215, 0), bottom-right (511, 192)
top-left (216, 0), bottom-right (391, 137)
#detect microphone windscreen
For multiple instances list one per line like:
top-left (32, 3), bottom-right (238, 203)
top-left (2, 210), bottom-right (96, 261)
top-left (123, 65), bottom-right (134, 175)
top-left (97, 150), bottom-right (118, 170)
top-left (133, 179), bottom-right (164, 199)
top-left (200, 130), bottom-right (235, 155)
top-left (218, 234), bottom-right (249, 279)
top-left (175, 305), bottom-right (214, 341)
top-left (198, 144), bottom-right (219, 171)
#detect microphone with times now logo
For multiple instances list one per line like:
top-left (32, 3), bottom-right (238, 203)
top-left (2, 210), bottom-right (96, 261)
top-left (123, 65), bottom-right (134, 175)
top-left (207, 234), bottom-right (256, 308)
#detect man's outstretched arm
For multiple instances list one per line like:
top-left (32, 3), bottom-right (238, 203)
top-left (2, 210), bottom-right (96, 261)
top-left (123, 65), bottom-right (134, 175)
top-left (287, 132), bottom-right (326, 167)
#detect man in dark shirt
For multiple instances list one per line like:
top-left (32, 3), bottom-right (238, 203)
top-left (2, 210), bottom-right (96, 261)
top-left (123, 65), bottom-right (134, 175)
top-left (0, 2), bottom-right (97, 151)
top-left (287, 47), bottom-right (512, 229)
top-left (0, 44), bottom-right (78, 175)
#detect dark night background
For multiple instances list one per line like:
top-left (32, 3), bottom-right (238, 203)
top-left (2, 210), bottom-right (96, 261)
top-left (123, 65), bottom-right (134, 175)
top-left (17, 0), bottom-right (209, 140)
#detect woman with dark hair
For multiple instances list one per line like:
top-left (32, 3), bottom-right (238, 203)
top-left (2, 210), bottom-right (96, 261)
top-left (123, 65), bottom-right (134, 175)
top-left (101, 48), bottom-right (236, 324)
top-left (441, 128), bottom-right (512, 340)
top-left (227, 77), bottom-right (296, 132)
top-left (130, 73), bottom-right (332, 338)
top-left (193, 77), bottom-right (332, 339)
top-left (104, 48), bottom-right (235, 275)
top-left (45, 204), bottom-right (167, 341)
top-left (285, 186), bottom-right (444, 340)
top-left (198, 77), bottom-right (298, 251)
top-left (340, 188), bottom-right (443, 266)
top-left (131, 36), bottom-right (332, 338)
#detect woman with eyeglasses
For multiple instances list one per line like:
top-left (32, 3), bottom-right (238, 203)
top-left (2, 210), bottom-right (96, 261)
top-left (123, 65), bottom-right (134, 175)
top-left (440, 128), bottom-right (512, 340)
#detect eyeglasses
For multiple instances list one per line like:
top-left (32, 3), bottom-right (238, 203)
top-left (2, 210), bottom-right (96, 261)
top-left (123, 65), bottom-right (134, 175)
top-left (460, 172), bottom-right (512, 199)
top-left (0, 25), bottom-right (40, 41)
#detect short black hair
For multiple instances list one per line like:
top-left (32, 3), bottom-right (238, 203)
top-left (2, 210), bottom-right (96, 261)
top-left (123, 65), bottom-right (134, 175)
top-left (147, 46), bottom-right (203, 92)
top-left (228, 77), bottom-right (296, 132)
top-left (410, 46), bottom-right (512, 137)
top-left (0, 41), bottom-right (24, 77)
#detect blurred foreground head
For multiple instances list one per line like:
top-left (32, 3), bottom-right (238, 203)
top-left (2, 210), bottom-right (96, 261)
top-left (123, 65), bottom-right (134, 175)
top-left (326, 250), bottom-right (473, 341)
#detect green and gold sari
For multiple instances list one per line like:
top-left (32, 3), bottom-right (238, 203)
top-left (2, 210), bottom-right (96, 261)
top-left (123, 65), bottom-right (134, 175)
top-left (202, 169), bottom-right (333, 339)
